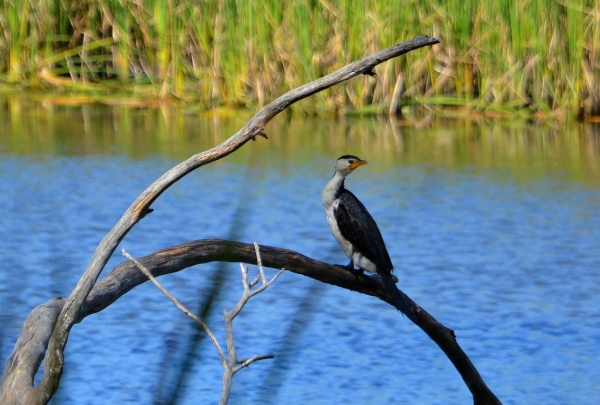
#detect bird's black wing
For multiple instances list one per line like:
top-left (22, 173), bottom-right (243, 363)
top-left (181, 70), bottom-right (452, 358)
top-left (335, 190), bottom-right (415, 321)
top-left (334, 190), bottom-right (393, 274)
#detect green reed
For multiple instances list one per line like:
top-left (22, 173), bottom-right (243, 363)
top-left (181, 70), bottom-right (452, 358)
top-left (0, 0), bottom-right (597, 118)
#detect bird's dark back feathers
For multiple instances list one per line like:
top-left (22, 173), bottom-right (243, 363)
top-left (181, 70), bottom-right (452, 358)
top-left (333, 189), bottom-right (393, 274)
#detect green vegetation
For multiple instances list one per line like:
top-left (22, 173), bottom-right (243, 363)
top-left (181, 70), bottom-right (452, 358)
top-left (0, 0), bottom-right (598, 118)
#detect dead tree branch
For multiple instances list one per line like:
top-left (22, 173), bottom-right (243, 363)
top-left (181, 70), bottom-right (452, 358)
top-left (0, 298), bottom-right (65, 405)
top-left (122, 244), bottom-right (282, 405)
top-left (221, 244), bottom-right (284, 404)
top-left (35, 35), bottom-right (439, 405)
top-left (3, 239), bottom-right (500, 405)
top-left (1, 36), bottom-right (450, 405)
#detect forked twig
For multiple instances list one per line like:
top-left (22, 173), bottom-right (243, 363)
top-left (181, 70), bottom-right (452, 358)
top-left (123, 244), bottom-right (283, 405)
top-left (221, 244), bottom-right (284, 404)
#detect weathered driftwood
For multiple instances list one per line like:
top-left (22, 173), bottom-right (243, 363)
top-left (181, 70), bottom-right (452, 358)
top-left (0, 36), bottom-right (501, 405)
top-left (3, 239), bottom-right (500, 405)
top-left (1, 299), bottom-right (65, 405)
top-left (39, 35), bottom-right (439, 405)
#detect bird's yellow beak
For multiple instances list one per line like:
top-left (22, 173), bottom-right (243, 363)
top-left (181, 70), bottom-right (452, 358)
top-left (349, 160), bottom-right (368, 170)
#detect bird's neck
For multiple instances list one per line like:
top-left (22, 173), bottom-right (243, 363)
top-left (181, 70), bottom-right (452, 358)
top-left (321, 171), bottom-right (346, 207)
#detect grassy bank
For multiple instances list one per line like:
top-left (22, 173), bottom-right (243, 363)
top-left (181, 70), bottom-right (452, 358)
top-left (0, 0), bottom-right (598, 119)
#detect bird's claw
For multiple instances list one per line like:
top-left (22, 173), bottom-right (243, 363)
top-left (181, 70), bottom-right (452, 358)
top-left (354, 267), bottom-right (366, 275)
top-left (335, 264), bottom-right (364, 276)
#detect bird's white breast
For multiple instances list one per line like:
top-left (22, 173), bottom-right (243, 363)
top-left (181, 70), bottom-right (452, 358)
top-left (322, 173), bottom-right (378, 273)
top-left (326, 200), bottom-right (354, 258)
top-left (322, 175), bottom-right (355, 259)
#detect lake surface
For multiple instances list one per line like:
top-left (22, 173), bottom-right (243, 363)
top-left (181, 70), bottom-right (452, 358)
top-left (1, 98), bottom-right (599, 404)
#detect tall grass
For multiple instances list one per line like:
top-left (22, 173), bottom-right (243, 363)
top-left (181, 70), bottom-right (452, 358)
top-left (0, 0), bottom-right (598, 118)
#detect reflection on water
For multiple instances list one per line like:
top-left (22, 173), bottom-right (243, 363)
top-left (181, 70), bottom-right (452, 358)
top-left (1, 98), bottom-right (599, 404)
top-left (1, 97), bottom-right (599, 186)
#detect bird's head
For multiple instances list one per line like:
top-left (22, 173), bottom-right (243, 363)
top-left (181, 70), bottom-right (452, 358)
top-left (335, 155), bottom-right (368, 176)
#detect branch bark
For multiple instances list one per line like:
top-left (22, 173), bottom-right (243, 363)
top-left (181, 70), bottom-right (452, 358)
top-left (0, 298), bottom-right (65, 405)
top-left (3, 239), bottom-right (500, 405)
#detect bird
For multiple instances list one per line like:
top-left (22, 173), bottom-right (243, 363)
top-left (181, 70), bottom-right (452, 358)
top-left (321, 155), bottom-right (415, 321)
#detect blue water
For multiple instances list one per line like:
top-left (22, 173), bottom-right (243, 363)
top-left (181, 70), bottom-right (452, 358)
top-left (1, 118), bottom-right (600, 404)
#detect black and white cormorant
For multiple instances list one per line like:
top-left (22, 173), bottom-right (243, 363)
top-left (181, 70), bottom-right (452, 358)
top-left (322, 155), bottom-right (415, 321)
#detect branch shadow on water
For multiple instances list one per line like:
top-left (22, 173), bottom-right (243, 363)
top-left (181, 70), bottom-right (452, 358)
top-left (254, 281), bottom-right (325, 405)
top-left (151, 197), bottom-right (248, 405)
top-left (152, 260), bottom-right (229, 405)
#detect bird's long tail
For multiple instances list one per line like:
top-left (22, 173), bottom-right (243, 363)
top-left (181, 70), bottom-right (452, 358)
top-left (380, 274), bottom-right (416, 322)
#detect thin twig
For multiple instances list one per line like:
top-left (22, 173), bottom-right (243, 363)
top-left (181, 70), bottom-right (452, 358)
top-left (125, 246), bottom-right (281, 405)
top-left (234, 354), bottom-right (275, 374)
top-left (255, 242), bottom-right (267, 285)
top-left (221, 243), bottom-right (283, 404)
top-left (122, 249), bottom-right (226, 366)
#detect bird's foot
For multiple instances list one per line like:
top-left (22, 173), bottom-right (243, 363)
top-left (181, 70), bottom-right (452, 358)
top-left (335, 259), bottom-right (355, 270)
top-left (350, 267), bottom-right (365, 276)
top-left (335, 264), bottom-right (364, 276)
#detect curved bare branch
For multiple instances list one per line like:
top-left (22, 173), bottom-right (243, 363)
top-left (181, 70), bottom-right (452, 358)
top-left (34, 35), bottom-right (439, 404)
top-left (3, 239), bottom-right (500, 405)
top-left (2, 36), bottom-right (442, 405)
